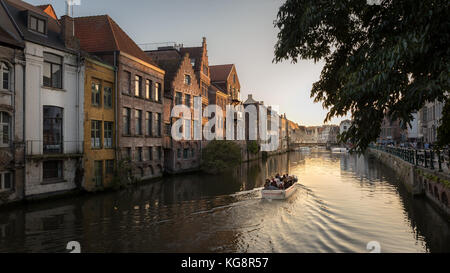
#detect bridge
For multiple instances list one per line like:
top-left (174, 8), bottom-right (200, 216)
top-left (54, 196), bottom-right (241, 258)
top-left (289, 142), bottom-right (332, 148)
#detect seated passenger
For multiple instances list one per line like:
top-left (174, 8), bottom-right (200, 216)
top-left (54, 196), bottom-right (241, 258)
top-left (276, 178), bottom-right (283, 188)
top-left (270, 179), bottom-right (277, 188)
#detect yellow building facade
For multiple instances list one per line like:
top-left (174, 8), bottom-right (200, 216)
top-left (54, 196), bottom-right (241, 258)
top-left (83, 58), bottom-right (116, 191)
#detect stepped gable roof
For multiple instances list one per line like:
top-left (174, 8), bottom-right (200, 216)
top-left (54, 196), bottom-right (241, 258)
top-left (146, 49), bottom-right (183, 92)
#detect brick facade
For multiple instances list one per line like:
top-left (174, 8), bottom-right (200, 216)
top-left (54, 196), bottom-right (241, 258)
top-left (147, 49), bottom-right (202, 173)
top-left (117, 53), bottom-right (165, 180)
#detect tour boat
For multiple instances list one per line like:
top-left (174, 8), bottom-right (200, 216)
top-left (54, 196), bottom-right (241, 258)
top-left (262, 175), bottom-right (299, 200)
top-left (296, 147), bottom-right (311, 153)
top-left (331, 147), bottom-right (349, 153)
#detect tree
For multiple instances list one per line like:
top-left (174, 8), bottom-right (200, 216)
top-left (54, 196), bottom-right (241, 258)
top-left (247, 140), bottom-right (260, 155)
top-left (201, 140), bottom-right (242, 174)
top-left (274, 0), bottom-right (450, 151)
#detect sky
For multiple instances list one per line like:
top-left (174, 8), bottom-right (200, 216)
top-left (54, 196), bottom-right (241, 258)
top-left (25, 0), bottom-right (350, 126)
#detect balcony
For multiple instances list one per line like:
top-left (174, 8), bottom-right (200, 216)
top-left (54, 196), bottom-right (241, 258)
top-left (26, 140), bottom-right (84, 160)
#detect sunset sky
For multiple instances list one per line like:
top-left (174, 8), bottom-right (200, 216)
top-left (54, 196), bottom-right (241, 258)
top-left (26, 0), bottom-right (350, 126)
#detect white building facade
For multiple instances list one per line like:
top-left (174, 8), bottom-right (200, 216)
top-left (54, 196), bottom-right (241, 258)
top-left (4, 1), bottom-right (84, 198)
top-left (24, 42), bottom-right (84, 197)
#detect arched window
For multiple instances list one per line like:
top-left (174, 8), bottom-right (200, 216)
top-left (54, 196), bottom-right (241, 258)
top-left (1, 62), bottom-right (10, 90)
top-left (0, 112), bottom-right (11, 147)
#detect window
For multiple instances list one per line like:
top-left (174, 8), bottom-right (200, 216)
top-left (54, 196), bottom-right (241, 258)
top-left (165, 123), bottom-right (171, 136)
top-left (1, 62), bottom-right (10, 90)
top-left (177, 149), bottom-right (181, 158)
top-left (191, 148), bottom-right (195, 158)
top-left (135, 75), bottom-right (142, 97)
top-left (104, 121), bottom-right (113, 148)
top-left (185, 94), bottom-right (191, 108)
top-left (137, 147), bottom-right (143, 162)
top-left (202, 82), bottom-right (208, 97)
top-left (156, 113), bottom-right (161, 137)
top-left (155, 83), bottom-right (161, 102)
top-left (91, 120), bottom-right (101, 149)
top-left (105, 160), bottom-right (114, 176)
top-left (43, 53), bottom-right (62, 89)
top-left (0, 172), bottom-right (12, 192)
top-left (29, 15), bottom-right (46, 34)
top-left (183, 149), bottom-right (188, 159)
top-left (175, 92), bottom-right (182, 105)
top-left (43, 106), bottom-right (63, 154)
top-left (123, 108), bottom-right (131, 135)
top-left (190, 58), bottom-right (196, 67)
top-left (158, 146), bottom-right (162, 160)
top-left (135, 109), bottom-right (142, 135)
top-left (184, 119), bottom-right (191, 139)
top-left (43, 160), bottom-right (63, 180)
top-left (146, 147), bottom-right (152, 161)
top-left (184, 75), bottom-right (191, 85)
top-left (233, 74), bottom-right (236, 83)
top-left (0, 112), bottom-right (11, 147)
top-left (124, 71), bottom-right (131, 94)
top-left (146, 112), bottom-right (152, 136)
top-left (91, 81), bottom-right (101, 106)
top-left (145, 79), bottom-right (152, 100)
top-left (203, 64), bottom-right (208, 76)
top-left (104, 85), bottom-right (113, 108)
top-left (93, 161), bottom-right (103, 187)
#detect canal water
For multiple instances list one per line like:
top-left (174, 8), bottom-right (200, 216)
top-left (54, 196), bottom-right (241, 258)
top-left (0, 151), bottom-right (449, 253)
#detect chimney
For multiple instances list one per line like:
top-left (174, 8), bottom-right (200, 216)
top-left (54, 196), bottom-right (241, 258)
top-left (60, 15), bottom-right (80, 50)
top-left (66, 0), bottom-right (72, 16)
top-left (248, 94), bottom-right (253, 100)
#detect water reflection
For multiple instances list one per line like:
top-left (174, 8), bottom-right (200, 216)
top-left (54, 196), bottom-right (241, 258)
top-left (0, 152), bottom-right (449, 253)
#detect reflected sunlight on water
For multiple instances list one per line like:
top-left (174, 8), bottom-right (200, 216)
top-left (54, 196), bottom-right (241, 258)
top-left (0, 152), bottom-right (449, 253)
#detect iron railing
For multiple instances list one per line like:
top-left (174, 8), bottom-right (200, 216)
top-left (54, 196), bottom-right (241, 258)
top-left (26, 140), bottom-right (84, 156)
top-left (370, 144), bottom-right (450, 173)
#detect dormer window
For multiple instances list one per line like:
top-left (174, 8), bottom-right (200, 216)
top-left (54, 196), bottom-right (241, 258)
top-left (1, 62), bottom-right (10, 90)
top-left (184, 75), bottom-right (191, 85)
top-left (29, 15), bottom-right (46, 34)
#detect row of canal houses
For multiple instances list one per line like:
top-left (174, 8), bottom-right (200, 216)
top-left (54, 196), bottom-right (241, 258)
top-left (0, 0), bottom-right (291, 206)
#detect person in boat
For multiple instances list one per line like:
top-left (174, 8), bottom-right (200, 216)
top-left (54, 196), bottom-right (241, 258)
top-left (270, 177), bottom-right (278, 188)
top-left (285, 179), bottom-right (292, 189)
top-left (265, 178), bottom-right (279, 190)
top-left (275, 177), bottom-right (283, 189)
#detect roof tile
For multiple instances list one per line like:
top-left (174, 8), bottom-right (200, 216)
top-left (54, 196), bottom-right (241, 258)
top-left (74, 15), bottom-right (159, 67)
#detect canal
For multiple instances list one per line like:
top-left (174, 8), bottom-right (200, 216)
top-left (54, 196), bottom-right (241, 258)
top-left (0, 151), bottom-right (449, 253)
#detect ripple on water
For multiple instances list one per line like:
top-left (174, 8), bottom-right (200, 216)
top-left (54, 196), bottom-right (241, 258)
top-left (1, 152), bottom-right (449, 253)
